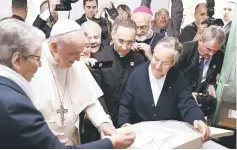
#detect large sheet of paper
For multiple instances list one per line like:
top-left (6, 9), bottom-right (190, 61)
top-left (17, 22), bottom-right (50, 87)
top-left (122, 120), bottom-right (234, 149)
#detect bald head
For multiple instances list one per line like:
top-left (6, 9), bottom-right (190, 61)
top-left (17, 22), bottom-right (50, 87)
top-left (155, 8), bottom-right (170, 29)
top-left (194, 3), bottom-right (208, 25)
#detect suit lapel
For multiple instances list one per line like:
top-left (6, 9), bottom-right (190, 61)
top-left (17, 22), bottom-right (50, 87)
top-left (144, 62), bottom-right (156, 106)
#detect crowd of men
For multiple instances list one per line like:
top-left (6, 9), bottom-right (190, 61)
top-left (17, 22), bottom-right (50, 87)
top-left (0, 0), bottom-right (235, 148)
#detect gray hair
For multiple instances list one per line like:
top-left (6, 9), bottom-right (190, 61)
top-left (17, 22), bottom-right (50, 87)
top-left (81, 21), bottom-right (102, 37)
top-left (154, 37), bottom-right (183, 65)
top-left (0, 19), bottom-right (45, 67)
top-left (202, 25), bottom-right (226, 46)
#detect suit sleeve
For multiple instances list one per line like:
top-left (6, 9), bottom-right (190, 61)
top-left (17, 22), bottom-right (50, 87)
top-left (33, 15), bottom-right (47, 29)
top-left (177, 76), bottom-right (206, 125)
top-left (118, 74), bottom-right (134, 127)
top-left (169, 0), bottom-right (184, 38)
top-left (5, 102), bottom-right (113, 149)
top-left (179, 26), bottom-right (197, 43)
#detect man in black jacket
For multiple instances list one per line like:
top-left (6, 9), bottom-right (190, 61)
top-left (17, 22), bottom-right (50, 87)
top-left (92, 19), bottom-right (147, 127)
top-left (76, 0), bottom-right (112, 45)
top-left (177, 25), bottom-right (226, 96)
top-left (179, 3), bottom-right (208, 43)
top-left (33, 0), bottom-right (59, 38)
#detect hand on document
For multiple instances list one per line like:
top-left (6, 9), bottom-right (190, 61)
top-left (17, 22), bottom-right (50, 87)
top-left (52, 130), bottom-right (69, 144)
top-left (193, 120), bottom-right (212, 143)
top-left (108, 126), bottom-right (136, 149)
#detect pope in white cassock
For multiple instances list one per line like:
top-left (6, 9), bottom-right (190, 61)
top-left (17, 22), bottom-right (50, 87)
top-left (30, 19), bottom-right (115, 145)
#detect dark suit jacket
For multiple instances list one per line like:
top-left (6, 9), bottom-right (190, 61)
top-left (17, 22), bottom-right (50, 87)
top-left (179, 22), bottom-right (197, 43)
top-left (176, 41), bottom-right (224, 92)
top-left (0, 76), bottom-right (113, 149)
top-left (118, 62), bottom-right (205, 127)
top-left (33, 15), bottom-right (52, 38)
top-left (92, 45), bottom-right (146, 125)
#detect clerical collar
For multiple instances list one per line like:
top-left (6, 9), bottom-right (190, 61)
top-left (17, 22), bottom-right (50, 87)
top-left (12, 15), bottom-right (25, 22)
top-left (113, 45), bottom-right (125, 57)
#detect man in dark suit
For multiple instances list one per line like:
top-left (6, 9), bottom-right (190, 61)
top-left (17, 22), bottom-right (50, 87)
top-left (179, 3), bottom-right (208, 43)
top-left (118, 37), bottom-right (211, 142)
top-left (177, 25), bottom-right (226, 97)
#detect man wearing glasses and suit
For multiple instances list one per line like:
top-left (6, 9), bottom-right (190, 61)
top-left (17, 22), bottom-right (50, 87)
top-left (177, 25), bottom-right (226, 97)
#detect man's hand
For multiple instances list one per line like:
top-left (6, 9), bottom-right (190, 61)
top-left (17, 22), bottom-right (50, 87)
top-left (82, 58), bottom-right (98, 66)
top-left (207, 85), bottom-right (216, 98)
top-left (194, 23), bottom-right (207, 41)
top-left (52, 130), bottom-right (69, 144)
top-left (108, 127), bottom-right (136, 149)
top-left (100, 122), bottom-right (116, 137)
top-left (193, 120), bottom-right (211, 143)
top-left (136, 43), bottom-right (152, 60)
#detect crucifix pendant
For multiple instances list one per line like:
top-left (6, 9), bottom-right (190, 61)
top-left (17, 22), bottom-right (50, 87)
top-left (56, 104), bottom-right (68, 127)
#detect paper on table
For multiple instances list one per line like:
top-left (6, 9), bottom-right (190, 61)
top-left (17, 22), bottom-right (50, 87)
top-left (228, 109), bottom-right (237, 119)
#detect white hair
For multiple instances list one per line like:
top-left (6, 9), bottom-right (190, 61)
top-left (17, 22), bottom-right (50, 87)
top-left (0, 19), bottom-right (45, 67)
top-left (81, 21), bottom-right (102, 36)
top-left (154, 37), bottom-right (183, 65)
top-left (202, 25), bottom-right (226, 46)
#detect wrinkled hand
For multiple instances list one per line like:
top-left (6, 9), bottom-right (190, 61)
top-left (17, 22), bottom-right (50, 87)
top-left (52, 130), bottom-right (69, 144)
top-left (109, 127), bottom-right (136, 149)
top-left (193, 120), bottom-right (211, 143)
top-left (136, 43), bottom-right (152, 60)
top-left (49, 0), bottom-right (60, 11)
top-left (82, 58), bottom-right (98, 66)
top-left (207, 85), bottom-right (216, 98)
top-left (100, 123), bottom-right (116, 137)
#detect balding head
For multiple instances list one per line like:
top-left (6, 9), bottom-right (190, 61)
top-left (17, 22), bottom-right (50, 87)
top-left (132, 12), bottom-right (153, 41)
top-left (155, 8), bottom-right (170, 29)
top-left (223, 1), bottom-right (236, 22)
top-left (194, 3), bottom-right (208, 25)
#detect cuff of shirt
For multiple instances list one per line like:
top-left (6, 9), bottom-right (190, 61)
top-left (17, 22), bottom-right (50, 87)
top-left (40, 9), bottom-right (50, 21)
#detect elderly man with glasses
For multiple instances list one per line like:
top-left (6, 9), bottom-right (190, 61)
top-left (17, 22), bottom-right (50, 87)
top-left (176, 25), bottom-right (226, 98)
top-left (118, 37), bottom-right (211, 143)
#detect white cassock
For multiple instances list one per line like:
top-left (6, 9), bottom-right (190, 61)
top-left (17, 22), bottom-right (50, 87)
top-left (30, 41), bottom-right (112, 145)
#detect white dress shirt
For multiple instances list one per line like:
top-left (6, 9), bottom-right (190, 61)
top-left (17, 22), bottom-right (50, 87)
top-left (148, 65), bottom-right (167, 107)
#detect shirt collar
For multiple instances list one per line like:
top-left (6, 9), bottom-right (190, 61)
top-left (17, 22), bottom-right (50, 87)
top-left (12, 15), bottom-right (25, 22)
top-left (148, 64), bottom-right (167, 83)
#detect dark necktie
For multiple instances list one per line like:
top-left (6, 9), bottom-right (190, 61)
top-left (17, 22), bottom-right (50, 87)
top-left (195, 57), bottom-right (205, 92)
top-left (160, 29), bottom-right (166, 36)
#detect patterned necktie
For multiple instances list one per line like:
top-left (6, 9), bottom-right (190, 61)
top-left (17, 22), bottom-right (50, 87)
top-left (160, 29), bottom-right (167, 36)
top-left (195, 57), bottom-right (205, 92)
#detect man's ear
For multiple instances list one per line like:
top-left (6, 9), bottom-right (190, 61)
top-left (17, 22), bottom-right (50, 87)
top-left (50, 41), bottom-right (58, 53)
top-left (11, 52), bottom-right (23, 71)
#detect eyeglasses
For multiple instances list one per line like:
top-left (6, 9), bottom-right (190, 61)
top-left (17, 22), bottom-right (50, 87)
top-left (22, 54), bottom-right (43, 66)
top-left (153, 57), bottom-right (173, 68)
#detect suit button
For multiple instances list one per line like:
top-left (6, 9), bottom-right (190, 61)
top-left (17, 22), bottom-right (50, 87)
top-left (152, 104), bottom-right (155, 107)
top-left (154, 114), bottom-right (156, 117)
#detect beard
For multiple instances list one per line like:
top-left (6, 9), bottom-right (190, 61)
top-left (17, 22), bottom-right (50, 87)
top-left (136, 35), bottom-right (147, 42)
